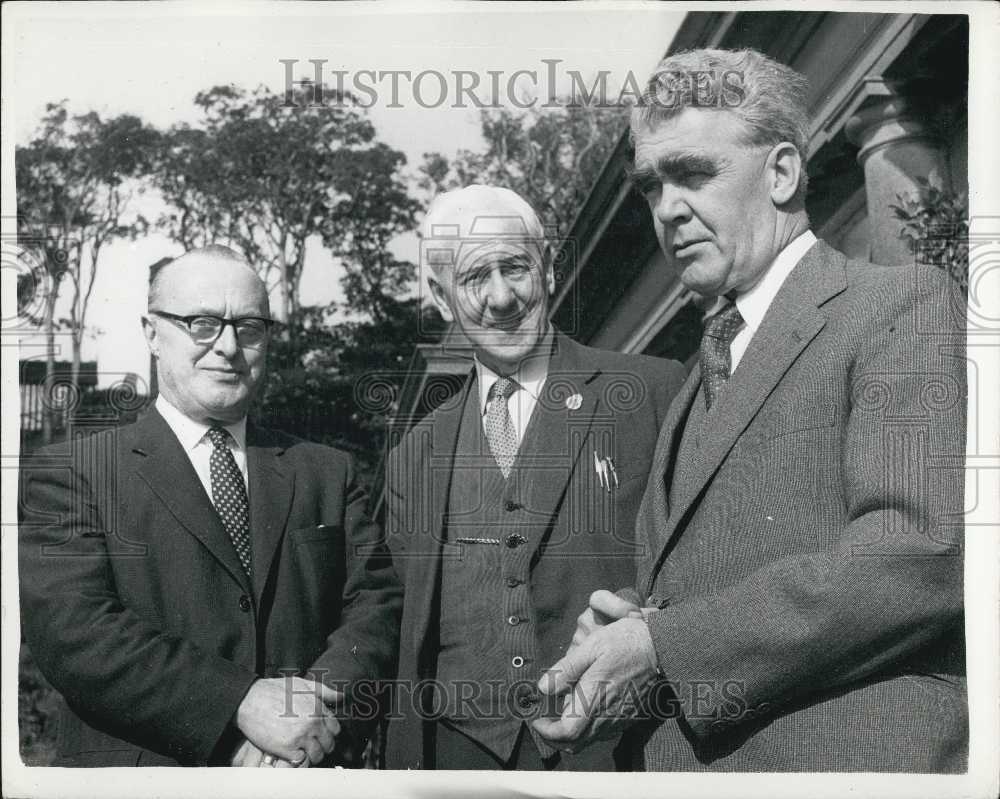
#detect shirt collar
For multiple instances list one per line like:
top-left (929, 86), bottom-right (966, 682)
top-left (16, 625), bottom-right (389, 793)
top-left (155, 395), bottom-right (247, 452)
top-left (720, 230), bottom-right (817, 333)
top-left (475, 326), bottom-right (554, 415)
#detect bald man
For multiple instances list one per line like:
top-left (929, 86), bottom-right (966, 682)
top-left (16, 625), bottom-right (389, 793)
top-left (19, 246), bottom-right (400, 767)
top-left (379, 186), bottom-right (686, 770)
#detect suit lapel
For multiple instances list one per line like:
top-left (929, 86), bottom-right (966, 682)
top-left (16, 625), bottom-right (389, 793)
top-left (649, 240), bottom-right (848, 575)
top-left (637, 363), bottom-right (699, 586)
top-left (411, 372), bottom-right (472, 661)
top-left (132, 408), bottom-right (251, 593)
top-left (246, 425), bottom-right (293, 601)
top-left (519, 334), bottom-right (600, 558)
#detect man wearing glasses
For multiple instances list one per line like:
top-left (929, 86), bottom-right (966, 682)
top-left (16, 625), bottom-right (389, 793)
top-left (19, 245), bottom-right (401, 767)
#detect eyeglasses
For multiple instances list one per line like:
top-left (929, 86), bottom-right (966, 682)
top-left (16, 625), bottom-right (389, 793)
top-left (149, 310), bottom-right (274, 348)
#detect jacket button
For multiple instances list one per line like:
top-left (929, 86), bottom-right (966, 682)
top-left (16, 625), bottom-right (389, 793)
top-left (238, 595), bottom-right (252, 612)
top-left (505, 534), bottom-right (526, 548)
top-left (507, 615), bottom-right (521, 626)
top-left (504, 500), bottom-right (521, 512)
top-left (506, 576), bottom-right (522, 588)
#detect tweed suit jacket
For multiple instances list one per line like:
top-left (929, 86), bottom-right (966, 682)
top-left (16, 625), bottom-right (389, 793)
top-left (631, 239), bottom-right (967, 771)
top-left (382, 331), bottom-right (686, 769)
top-left (19, 408), bottom-right (401, 766)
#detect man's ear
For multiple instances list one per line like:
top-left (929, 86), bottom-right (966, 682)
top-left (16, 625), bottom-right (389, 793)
top-left (141, 316), bottom-right (159, 358)
top-left (766, 142), bottom-right (802, 206)
top-left (426, 273), bottom-right (455, 323)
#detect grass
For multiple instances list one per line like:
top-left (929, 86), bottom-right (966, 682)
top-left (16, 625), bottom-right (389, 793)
top-left (18, 644), bottom-right (59, 766)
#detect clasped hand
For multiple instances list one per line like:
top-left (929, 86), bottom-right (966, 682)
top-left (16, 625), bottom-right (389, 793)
top-left (232, 676), bottom-right (343, 767)
top-left (531, 590), bottom-right (660, 753)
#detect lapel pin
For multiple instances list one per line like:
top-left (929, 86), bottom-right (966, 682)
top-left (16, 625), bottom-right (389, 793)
top-left (566, 393), bottom-right (583, 411)
top-left (594, 452), bottom-right (618, 492)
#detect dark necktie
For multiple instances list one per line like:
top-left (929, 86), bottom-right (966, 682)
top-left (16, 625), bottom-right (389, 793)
top-left (484, 376), bottom-right (520, 478)
top-left (206, 426), bottom-right (252, 577)
top-left (700, 301), bottom-right (744, 410)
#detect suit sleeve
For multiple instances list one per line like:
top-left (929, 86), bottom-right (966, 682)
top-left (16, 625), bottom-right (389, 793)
top-left (645, 270), bottom-right (966, 740)
top-left (18, 455), bottom-right (258, 763)
top-left (308, 451), bottom-right (403, 690)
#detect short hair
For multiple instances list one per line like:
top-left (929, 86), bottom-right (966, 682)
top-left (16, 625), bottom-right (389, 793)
top-left (630, 48), bottom-right (811, 196)
top-left (420, 184), bottom-right (547, 277)
top-left (147, 244), bottom-right (255, 309)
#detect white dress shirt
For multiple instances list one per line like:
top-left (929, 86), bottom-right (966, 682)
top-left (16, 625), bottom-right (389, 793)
top-left (155, 396), bottom-right (249, 501)
top-left (475, 327), bottom-right (554, 447)
top-left (705, 230), bottom-right (818, 374)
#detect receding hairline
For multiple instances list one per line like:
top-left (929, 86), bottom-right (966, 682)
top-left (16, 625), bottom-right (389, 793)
top-left (422, 186), bottom-right (544, 239)
top-left (421, 186), bottom-right (548, 280)
top-left (148, 246), bottom-right (266, 309)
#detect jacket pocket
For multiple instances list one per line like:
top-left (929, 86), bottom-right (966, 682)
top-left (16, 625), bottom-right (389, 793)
top-left (289, 524), bottom-right (342, 546)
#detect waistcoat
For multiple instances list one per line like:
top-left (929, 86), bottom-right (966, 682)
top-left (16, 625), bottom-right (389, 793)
top-left (437, 380), bottom-right (550, 762)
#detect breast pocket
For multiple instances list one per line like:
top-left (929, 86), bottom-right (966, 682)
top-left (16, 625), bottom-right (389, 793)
top-left (286, 525), bottom-right (346, 614)
top-left (290, 524), bottom-right (341, 547)
top-left (751, 401), bottom-right (839, 446)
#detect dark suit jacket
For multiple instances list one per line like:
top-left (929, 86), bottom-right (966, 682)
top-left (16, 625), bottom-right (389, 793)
top-left (382, 332), bottom-right (686, 769)
top-left (633, 240), bottom-right (967, 771)
top-left (18, 408), bottom-right (400, 766)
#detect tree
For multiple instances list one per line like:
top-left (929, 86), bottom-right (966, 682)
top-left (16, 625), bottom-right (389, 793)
top-left (16, 102), bottom-right (157, 442)
top-left (421, 102), bottom-right (625, 239)
top-left (321, 142), bottom-right (421, 323)
top-left (256, 299), bottom-right (446, 490)
top-left (153, 84), bottom-right (395, 322)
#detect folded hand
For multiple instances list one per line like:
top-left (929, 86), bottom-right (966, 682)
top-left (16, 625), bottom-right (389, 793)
top-left (532, 615), bottom-right (659, 753)
top-left (235, 676), bottom-right (343, 765)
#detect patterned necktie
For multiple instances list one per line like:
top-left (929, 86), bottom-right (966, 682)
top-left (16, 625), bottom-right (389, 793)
top-left (484, 376), bottom-right (520, 478)
top-left (700, 301), bottom-right (744, 410)
top-left (206, 426), bottom-right (253, 577)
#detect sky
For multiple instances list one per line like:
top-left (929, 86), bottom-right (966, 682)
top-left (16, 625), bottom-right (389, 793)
top-left (4, 1), bottom-right (684, 388)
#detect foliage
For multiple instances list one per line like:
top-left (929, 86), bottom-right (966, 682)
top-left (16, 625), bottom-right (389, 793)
top-left (148, 81), bottom-right (434, 492)
top-left (19, 645), bottom-right (59, 766)
top-left (152, 85), bottom-right (417, 322)
top-left (16, 101), bottom-right (159, 441)
top-left (891, 175), bottom-right (968, 291)
top-left (320, 143), bottom-right (421, 323)
top-left (256, 301), bottom-right (446, 492)
top-left (420, 102), bottom-right (625, 239)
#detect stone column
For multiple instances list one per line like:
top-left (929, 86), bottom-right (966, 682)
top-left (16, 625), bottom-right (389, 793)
top-left (846, 82), bottom-right (950, 266)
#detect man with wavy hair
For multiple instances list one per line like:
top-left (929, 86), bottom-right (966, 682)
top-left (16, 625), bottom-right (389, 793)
top-left (533, 49), bottom-right (967, 772)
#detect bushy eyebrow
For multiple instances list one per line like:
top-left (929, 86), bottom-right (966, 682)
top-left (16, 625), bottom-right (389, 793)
top-left (627, 153), bottom-right (721, 187)
top-left (456, 252), bottom-right (535, 282)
